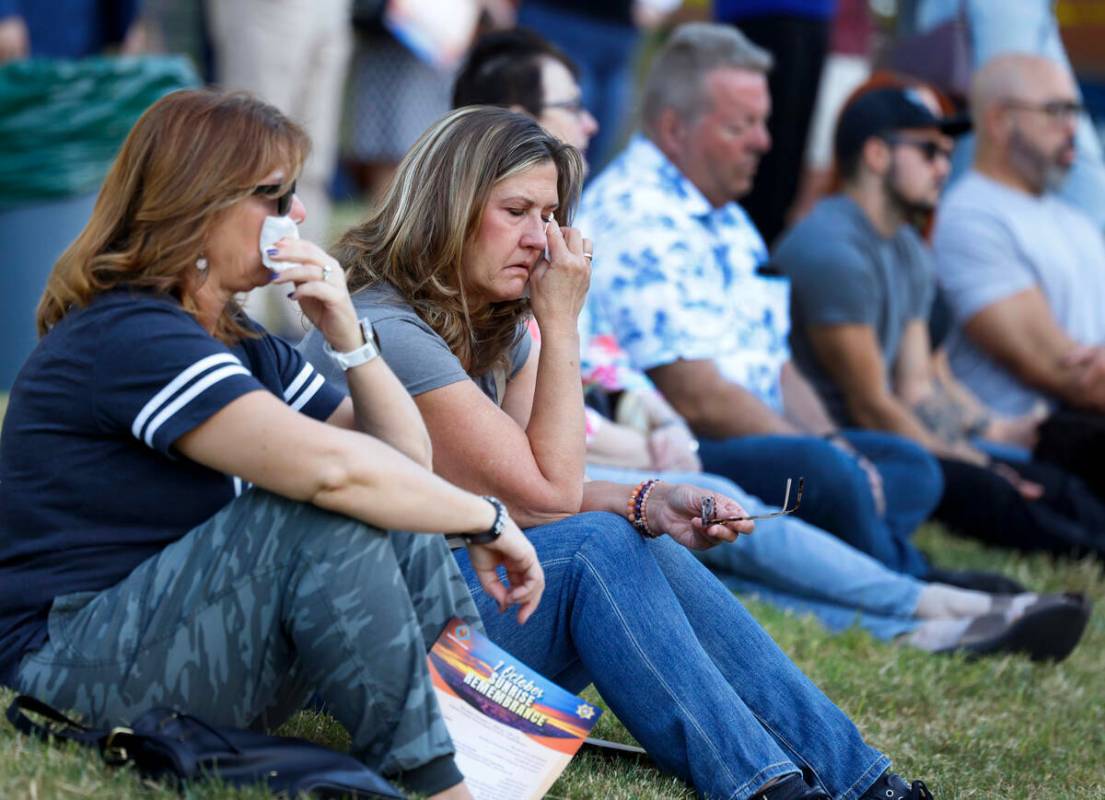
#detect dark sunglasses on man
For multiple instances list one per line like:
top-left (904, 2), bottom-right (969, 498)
top-left (882, 136), bottom-right (953, 164)
top-left (253, 180), bottom-right (297, 216)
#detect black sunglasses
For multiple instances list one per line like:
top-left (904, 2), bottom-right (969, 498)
top-left (882, 136), bottom-right (952, 164)
top-left (253, 180), bottom-right (297, 216)
top-left (700, 478), bottom-right (805, 525)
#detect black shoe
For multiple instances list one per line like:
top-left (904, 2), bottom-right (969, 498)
top-left (751, 773), bottom-right (831, 800)
top-left (923, 566), bottom-right (1027, 595)
top-left (940, 593), bottom-right (1091, 662)
top-left (860, 771), bottom-right (934, 799)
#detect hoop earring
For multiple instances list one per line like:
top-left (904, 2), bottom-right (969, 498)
top-left (196, 256), bottom-right (208, 271)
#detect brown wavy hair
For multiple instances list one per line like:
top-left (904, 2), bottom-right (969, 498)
top-left (338, 106), bottom-right (584, 376)
top-left (36, 88), bottom-right (309, 343)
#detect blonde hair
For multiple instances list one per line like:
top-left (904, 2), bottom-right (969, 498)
top-left (339, 106), bottom-right (584, 375)
top-left (36, 88), bottom-right (309, 342)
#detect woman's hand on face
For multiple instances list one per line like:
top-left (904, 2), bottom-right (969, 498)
top-left (527, 217), bottom-right (591, 330)
top-left (466, 517), bottom-right (545, 624)
top-left (648, 424), bottom-right (702, 472)
top-left (645, 482), bottom-right (753, 551)
top-left (268, 239), bottom-right (362, 351)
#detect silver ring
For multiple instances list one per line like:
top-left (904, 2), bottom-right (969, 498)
top-left (321, 265), bottom-right (332, 281)
top-left (583, 252), bottom-right (593, 261)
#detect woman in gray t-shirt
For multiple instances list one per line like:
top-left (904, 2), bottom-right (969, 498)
top-left (301, 107), bottom-right (907, 800)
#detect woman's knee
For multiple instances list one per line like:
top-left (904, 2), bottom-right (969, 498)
top-left (528, 511), bottom-right (647, 570)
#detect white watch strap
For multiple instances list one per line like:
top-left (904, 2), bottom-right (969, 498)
top-left (323, 318), bottom-right (380, 370)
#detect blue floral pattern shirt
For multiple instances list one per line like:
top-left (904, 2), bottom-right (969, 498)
top-left (577, 135), bottom-right (791, 412)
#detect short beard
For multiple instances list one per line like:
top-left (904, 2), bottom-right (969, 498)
top-left (1009, 125), bottom-right (1071, 194)
top-left (883, 163), bottom-right (936, 231)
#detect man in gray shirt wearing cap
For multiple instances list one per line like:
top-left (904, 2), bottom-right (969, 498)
top-left (773, 85), bottom-right (1105, 561)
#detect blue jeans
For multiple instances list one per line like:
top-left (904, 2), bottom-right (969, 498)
top-left (586, 465), bottom-right (923, 641)
top-left (699, 431), bottom-right (943, 577)
top-left (454, 512), bottom-right (890, 800)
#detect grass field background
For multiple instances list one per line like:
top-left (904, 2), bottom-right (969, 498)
top-left (2, 393), bottom-right (1103, 798)
top-left (5, 202), bottom-right (1101, 797)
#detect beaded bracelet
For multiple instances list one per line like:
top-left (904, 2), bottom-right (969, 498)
top-left (626, 478), bottom-right (662, 538)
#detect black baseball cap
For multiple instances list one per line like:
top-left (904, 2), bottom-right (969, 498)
top-left (834, 87), bottom-right (971, 164)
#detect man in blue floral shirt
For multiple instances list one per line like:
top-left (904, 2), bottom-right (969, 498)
top-left (578, 22), bottom-right (969, 588)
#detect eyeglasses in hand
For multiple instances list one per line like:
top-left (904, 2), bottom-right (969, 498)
top-left (700, 477), bottom-right (804, 524)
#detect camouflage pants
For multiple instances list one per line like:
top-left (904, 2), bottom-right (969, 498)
top-left (16, 489), bottom-right (481, 787)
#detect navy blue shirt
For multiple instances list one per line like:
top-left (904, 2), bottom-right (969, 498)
top-left (0, 0), bottom-right (139, 59)
top-left (0, 290), bottom-right (344, 686)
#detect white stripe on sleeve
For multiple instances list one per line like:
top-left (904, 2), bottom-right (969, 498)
top-left (142, 364), bottom-right (252, 447)
top-left (289, 374), bottom-right (325, 412)
top-left (283, 364), bottom-right (314, 402)
top-left (131, 353), bottom-right (243, 440)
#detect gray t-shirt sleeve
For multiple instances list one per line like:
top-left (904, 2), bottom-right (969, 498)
top-left (510, 328), bottom-right (532, 378)
top-left (901, 227), bottom-right (936, 322)
top-left (297, 285), bottom-right (531, 401)
top-left (296, 289), bottom-right (470, 397)
top-left (780, 235), bottom-right (880, 327)
top-left (372, 314), bottom-right (471, 396)
top-left (933, 203), bottom-right (1036, 323)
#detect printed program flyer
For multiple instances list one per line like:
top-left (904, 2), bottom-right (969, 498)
top-left (427, 618), bottom-right (603, 800)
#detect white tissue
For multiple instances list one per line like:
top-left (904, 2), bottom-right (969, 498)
top-left (259, 216), bottom-right (300, 272)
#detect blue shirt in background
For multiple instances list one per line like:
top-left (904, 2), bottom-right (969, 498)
top-left (578, 134), bottom-right (791, 412)
top-left (714, 0), bottom-right (836, 21)
top-left (0, 0), bottom-right (138, 58)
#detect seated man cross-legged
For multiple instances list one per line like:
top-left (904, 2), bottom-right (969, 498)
top-left (773, 83), bottom-right (1105, 569)
top-left (933, 53), bottom-right (1105, 501)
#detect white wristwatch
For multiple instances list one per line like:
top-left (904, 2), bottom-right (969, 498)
top-left (323, 318), bottom-right (380, 370)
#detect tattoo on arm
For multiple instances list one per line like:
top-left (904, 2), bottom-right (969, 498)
top-left (910, 382), bottom-right (974, 445)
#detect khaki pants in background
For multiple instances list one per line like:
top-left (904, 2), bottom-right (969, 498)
top-left (206, 0), bottom-right (354, 338)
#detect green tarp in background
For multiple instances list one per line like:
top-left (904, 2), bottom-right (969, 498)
top-left (0, 55), bottom-right (199, 209)
top-left (0, 54), bottom-right (199, 390)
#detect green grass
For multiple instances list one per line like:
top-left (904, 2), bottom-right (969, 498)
top-left (1, 391), bottom-right (1103, 798)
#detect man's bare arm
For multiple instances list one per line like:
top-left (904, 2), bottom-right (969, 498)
top-left (779, 360), bottom-right (838, 435)
top-left (646, 359), bottom-right (798, 438)
top-left (964, 287), bottom-right (1105, 412)
top-left (808, 321), bottom-right (981, 461)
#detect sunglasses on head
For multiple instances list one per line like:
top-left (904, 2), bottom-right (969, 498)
top-left (253, 180), bottom-right (297, 216)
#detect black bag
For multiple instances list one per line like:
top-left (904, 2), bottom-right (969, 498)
top-left (6, 695), bottom-right (403, 798)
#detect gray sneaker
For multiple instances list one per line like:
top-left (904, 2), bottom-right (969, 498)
top-left (940, 592), bottom-right (1091, 662)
